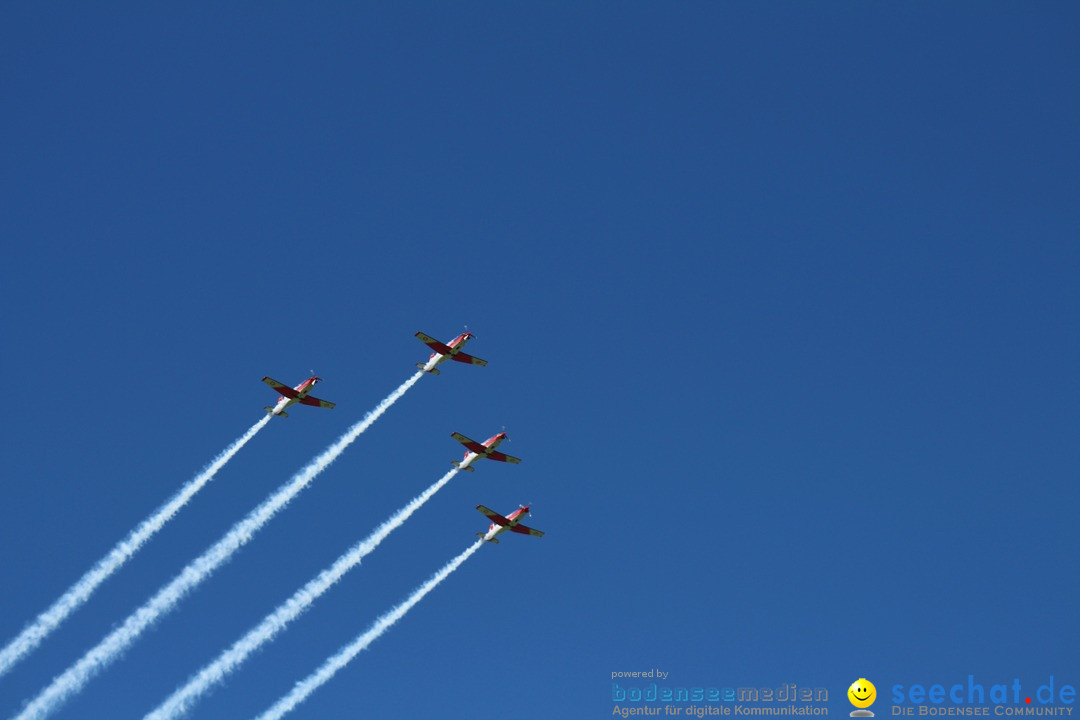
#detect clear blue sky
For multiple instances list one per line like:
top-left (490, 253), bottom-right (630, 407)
top-left (1, 3), bottom-right (1077, 718)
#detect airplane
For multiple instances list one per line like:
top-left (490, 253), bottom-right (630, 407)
top-left (450, 431), bottom-right (521, 472)
top-left (475, 504), bottom-right (544, 544)
top-left (415, 330), bottom-right (487, 375)
top-left (261, 375), bottom-right (336, 418)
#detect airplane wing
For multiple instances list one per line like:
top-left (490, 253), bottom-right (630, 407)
top-left (415, 331), bottom-right (453, 355)
top-left (449, 351), bottom-right (488, 366)
top-left (262, 377), bottom-right (299, 399)
top-left (510, 523), bottom-right (544, 537)
top-left (298, 395), bottom-right (336, 409)
top-left (451, 432), bottom-right (489, 455)
top-left (486, 450), bottom-right (522, 464)
top-left (476, 505), bottom-right (511, 526)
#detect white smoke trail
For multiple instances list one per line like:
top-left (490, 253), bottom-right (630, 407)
top-left (13, 371), bottom-right (423, 720)
top-left (0, 415), bottom-right (271, 680)
top-left (145, 467), bottom-right (459, 720)
top-left (254, 540), bottom-right (484, 720)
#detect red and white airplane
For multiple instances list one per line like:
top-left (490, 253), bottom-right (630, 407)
top-left (476, 504), bottom-right (544, 544)
top-left (451, 431), bottom-right (521, 472)
top-left (415, 331), bottom-right (487, 375)
top-left (262, 375), bottom-right (336, 418)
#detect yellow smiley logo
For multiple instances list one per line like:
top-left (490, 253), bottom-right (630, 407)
top-left (848, 679), bottom-right (876, 709)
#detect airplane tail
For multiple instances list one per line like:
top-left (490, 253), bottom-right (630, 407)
top-left (264, 406), bottom-right (287, 418)
top-left (416, 363), bottom-right (440, 375)
top-left (476, 532), bottom-right (498, 544)
top-left (452, 461), bottom-right (475, 472)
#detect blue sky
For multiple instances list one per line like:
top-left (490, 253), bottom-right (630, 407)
top-left (1, 3), bottom-right (1077, 718)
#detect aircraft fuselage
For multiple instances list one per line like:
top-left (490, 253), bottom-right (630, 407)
top-left (421, 332), bottom-right (472, 373)
top-left (454, 432), bottom-right (507, 471)
top-left (482, 506), bottom-right (529, 543)
top-left (269, 377), bottom-right (317, 415)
